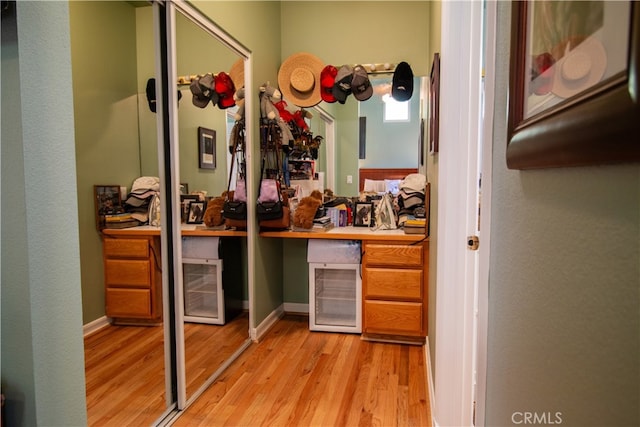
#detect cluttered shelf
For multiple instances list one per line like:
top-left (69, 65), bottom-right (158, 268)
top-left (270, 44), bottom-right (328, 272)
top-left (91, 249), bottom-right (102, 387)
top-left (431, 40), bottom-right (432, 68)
top-left (259, 226), bottom-right (428, 242)
top-left (101, 225), bottom-right (247, 238)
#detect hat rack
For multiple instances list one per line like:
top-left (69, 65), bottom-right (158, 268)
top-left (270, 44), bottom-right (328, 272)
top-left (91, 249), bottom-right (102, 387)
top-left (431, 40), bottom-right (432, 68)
top-left (355, 63), bottom-right (397, 75)
top-left (177, 74), bottom-right (211, 86)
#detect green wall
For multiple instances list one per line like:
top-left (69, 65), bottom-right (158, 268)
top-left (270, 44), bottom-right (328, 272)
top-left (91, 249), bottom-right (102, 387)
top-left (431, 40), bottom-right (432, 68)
top-left (2, 2), bottom-right (88, 424)
top-left (70, 1), bottom-right (142, 323)
top-left (484, 2), bottom-right (639, 425)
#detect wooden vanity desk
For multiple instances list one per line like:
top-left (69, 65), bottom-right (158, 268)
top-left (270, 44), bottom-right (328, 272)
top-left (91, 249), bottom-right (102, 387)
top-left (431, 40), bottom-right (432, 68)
top-left (261, 227), bottom-right (429, 344)
top-left (101, 226), bottom-right (247, 325)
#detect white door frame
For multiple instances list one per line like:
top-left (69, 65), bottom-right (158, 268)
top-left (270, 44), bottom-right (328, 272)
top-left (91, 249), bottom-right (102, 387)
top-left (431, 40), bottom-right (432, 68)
top-left (313, 105), bottom-right (336, 192)
top-left (433, 1), bottom-right (494, 425)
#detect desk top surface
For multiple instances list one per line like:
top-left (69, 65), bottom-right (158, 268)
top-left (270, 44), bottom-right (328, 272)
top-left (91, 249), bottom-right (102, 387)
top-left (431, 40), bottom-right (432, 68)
top-left (102, 225), bottom-right (428, 242)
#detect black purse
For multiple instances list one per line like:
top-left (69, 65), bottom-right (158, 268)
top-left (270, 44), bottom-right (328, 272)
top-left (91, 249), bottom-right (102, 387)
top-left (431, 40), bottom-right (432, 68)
top-left (223, 121), bottom-right (248, 223)
top-left (257, 200), bottom-right (282, 220)
top-left (223, 199), bottom-right (247, 220)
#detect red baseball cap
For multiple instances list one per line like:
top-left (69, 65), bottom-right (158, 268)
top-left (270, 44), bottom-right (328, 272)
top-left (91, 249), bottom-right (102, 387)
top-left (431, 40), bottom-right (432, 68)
top-left (320, 65), bottom-right (338, 103)
top-left (214, 72), bottom-right (236, 109)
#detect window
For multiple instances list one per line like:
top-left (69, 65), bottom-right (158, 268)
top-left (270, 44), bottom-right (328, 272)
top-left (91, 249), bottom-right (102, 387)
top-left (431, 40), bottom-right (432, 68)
top-left (382, 94), bottom-right (409, 122)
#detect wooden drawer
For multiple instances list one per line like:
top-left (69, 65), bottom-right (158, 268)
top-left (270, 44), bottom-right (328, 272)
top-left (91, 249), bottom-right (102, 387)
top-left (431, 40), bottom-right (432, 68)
top-left (365, 267), bottom-right (422, 300)
top-left (105, 259), bottom-right (150, 287)
top-left (364, 300), bottom-right (423, 336)
top-left (106, 288), bottom-right (152, 318)
top-left (364, 242), bottom-right (423, 268)
top-left (103, 238), bottom-right (149, 258)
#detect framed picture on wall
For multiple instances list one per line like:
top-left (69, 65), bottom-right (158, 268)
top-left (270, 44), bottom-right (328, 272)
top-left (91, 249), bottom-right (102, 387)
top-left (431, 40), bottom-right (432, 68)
top-left (507, 1), bottom-right (640, 169)
top-left (198, 126), bottom-right (216, 169)
top-left (429, 52), bottom-right (440, 154)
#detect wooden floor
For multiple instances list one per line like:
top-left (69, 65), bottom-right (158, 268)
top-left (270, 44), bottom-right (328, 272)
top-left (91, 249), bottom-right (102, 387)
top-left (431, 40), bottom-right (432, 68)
top-left (84, 313), bottom-right (249, 426)
top-left (174, 315), bottom-right (432, 427)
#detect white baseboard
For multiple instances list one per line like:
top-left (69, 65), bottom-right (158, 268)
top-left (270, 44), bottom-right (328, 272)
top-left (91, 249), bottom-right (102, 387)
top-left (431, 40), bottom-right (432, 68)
top-left (425, 336), bottom-right (438, 427)
top-left (251, 304), bottom-right (284, 342)
top-left (83, 316), bottom-right (110, 337)
top-left (283, 302), bottom-right (309, 314)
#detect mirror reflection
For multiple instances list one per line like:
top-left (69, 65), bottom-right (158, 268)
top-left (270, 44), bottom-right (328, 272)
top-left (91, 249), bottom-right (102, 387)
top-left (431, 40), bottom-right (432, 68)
top-left (73, 2), bottom-right (170, 425)
top-left (304, 74), bottom-right (422, 197)
top-left (173, 8), bottom-right (250, 402)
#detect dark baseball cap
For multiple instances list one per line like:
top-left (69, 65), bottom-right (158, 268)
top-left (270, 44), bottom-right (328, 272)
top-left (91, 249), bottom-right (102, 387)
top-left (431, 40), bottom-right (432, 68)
top-left (392, 61), bottom-right (414, 101)
top-left (351, 65), bottom-right (373, 101)
top-left (332, 65), bottom-right (354, 104)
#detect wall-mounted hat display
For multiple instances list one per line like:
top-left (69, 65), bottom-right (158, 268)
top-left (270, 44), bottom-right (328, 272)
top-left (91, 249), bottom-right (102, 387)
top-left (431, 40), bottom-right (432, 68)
top-left (278, 52), bottom-right (325, 108)
top-left (351, 65), bottom-right (373, 101)
top-left (214, 71), bottom-right (236, 109)
top-left (332, 65), bottom-right (354, 104)
top-left (190, 73), bottom-right (218, 108)
top-left (392, 61), bottom-right (414, 101)
top-left (229, 58), bottom-right (245, 90)
top-left (320, 65), bottom-right (338, 103)
top-left (146, 78), bottom-right (182, 112)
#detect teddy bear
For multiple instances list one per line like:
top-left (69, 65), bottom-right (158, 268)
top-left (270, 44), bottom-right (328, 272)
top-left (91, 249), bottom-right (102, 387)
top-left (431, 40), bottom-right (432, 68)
top-left (293, 190), bottom-right (324, 229)
top-left (203, 191), bottom-right (227, 227)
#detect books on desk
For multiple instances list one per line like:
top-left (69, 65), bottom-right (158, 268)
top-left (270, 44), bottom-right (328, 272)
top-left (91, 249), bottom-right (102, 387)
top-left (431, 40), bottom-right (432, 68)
top-left (403, 218), bottom-right (426, 235)
top-left (292, 218), bottom-right (335, 233)
top-left (104, 213), bottom-right (141, 229)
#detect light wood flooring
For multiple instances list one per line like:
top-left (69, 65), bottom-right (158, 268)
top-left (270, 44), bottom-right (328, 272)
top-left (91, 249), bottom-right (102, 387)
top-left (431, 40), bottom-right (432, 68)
top-left (174, 315), bottom-right (432, 427)
top-left (84, 313), bottom-right (249, 426)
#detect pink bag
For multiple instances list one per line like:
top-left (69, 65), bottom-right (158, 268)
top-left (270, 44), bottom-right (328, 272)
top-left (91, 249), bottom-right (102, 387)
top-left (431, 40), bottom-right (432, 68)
top-left (258, 179), bottom-right (279, 203)
top-left (234, 179), bottom-right (247, 202)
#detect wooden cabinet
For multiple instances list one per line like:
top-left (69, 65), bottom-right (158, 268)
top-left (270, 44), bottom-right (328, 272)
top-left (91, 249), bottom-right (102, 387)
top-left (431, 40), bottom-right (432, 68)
top-left (362, 240), bottom-right (428, 343)
top-left (102, 235), bottom-right (162, 324)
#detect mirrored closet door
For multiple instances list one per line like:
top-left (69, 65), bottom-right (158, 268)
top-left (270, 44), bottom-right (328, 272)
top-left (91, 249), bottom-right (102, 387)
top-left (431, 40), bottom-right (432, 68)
top-left (163, 0), bottom-right (254, 408)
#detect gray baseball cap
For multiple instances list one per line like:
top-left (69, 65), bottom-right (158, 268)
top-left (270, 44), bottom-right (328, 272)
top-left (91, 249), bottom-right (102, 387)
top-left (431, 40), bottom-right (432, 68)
top-left (351, 65), bottom-right (373, 101)
top-left (332, 65), bottom-right (353, 104)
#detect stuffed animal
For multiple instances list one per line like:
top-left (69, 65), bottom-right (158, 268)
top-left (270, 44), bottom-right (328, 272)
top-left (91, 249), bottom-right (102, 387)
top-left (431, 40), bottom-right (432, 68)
top-left (203, 192), bottom-right (227, 227)
top-left (233, 87), bottom-right (245, 121)
top-left (293, 190), bottom-right (323, 229)
top-left (274, 100), bottom-right (294, 123)
top-left (259, 82), bottom-right (281, 120)
top-left (292, 109), bottom-right (312, 131)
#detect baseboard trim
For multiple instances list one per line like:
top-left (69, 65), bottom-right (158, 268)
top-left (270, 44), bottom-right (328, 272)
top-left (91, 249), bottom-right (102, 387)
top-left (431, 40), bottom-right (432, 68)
top-left (283, 302), bottom-right (309, 314)
top-left (251, 304), bottom-right (284, 342)
top-left (83, 316), bottom-right (110, 337)
top-left (425, 336), bottom-right (438, 427)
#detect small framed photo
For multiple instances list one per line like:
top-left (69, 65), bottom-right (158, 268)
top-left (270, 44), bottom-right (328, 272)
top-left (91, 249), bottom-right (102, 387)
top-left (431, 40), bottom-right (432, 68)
top-left (180, 194), bottom-right (199, 223)
top-left (354, 202), bottom-right (373, 227)
top-left (186, 200), bottom-right (207, 224)
top-left (180, 183), bottom-right (189, 195)
top-left (198, 126), bottom-right (216, 169)
top-left (94, 185), bottom-right (123, 230)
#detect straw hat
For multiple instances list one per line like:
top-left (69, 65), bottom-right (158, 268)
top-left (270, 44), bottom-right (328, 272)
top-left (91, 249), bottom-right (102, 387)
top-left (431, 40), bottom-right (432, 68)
top-left (551, 36), bottom-right (607, 99)
top-left (278, 52), bottom-right (325, 107)
top-left (229, 58), bottom-right (245, 90)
